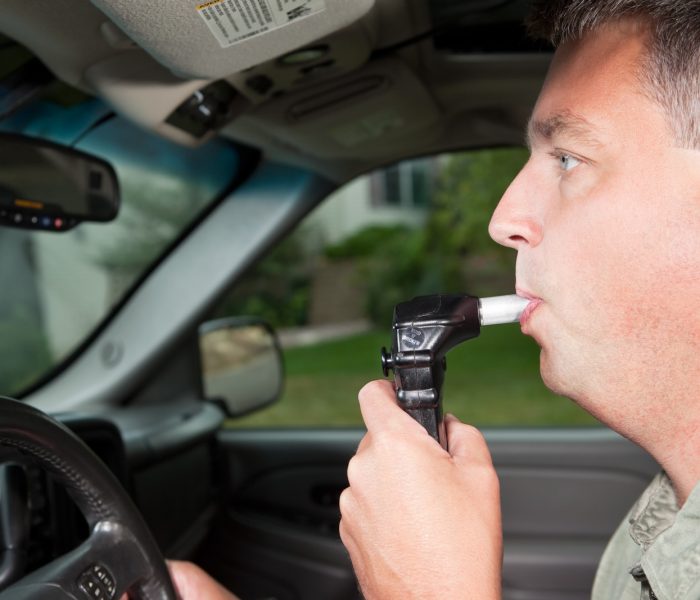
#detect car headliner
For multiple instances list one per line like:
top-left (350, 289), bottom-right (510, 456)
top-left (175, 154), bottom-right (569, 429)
top-left (0, 0), bottom-right (551, 183)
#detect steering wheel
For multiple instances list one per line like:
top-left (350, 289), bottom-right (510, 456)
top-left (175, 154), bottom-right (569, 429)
top-left (0, 397), bottom-right (177, 600)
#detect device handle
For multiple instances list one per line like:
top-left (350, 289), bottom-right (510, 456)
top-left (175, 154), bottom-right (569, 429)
top-left (381, 294), bottom-right (482, 448)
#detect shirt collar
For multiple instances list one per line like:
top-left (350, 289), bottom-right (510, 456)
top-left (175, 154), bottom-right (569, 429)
top-left (628, 472), bottom-right (678, 551)
top-left (631, 472), bottom-right (700, 599)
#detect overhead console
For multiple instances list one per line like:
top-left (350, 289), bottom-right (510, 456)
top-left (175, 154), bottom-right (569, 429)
top-left (2, 0), bottom-right (444, 174)
top-left (0, 0), bottom-right (378, 147)
top-left (90, 0), bottom-right (375, 79)
top-left (223, 57), bottom-right (442, 165)
top-left (84, 19), bottom-right (376, 146)
top-left (77, 0), bottom-right (378, 145)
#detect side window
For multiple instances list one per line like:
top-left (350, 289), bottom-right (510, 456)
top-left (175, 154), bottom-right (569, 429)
top-left (214, 148), bottom-right (597, 428)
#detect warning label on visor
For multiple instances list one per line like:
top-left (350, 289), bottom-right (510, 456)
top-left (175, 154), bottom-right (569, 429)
top-left (197, 0), bottom-right (326, 48)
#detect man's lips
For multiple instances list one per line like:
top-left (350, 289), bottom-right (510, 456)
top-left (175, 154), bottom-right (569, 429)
top-left (516, 288), bottom-right (543, 327)
top-left (519, 299), bottom-right (543, 326)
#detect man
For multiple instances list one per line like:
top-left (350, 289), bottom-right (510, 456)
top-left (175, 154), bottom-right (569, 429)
top-left (340, 1), bottom-right (700, 599)
top-left (169, 1), bottom-right (700, 598)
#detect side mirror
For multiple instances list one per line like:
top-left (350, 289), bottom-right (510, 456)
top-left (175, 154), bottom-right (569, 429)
top-left (0, 132), bottom-right (120, 232)
top-left (198, 317), bottom-right (284, 417)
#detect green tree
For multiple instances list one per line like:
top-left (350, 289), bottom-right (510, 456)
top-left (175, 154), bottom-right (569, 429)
top-left (425, 148), bottom-right (528, 288)
top-left (217, 148), bottom-right (529, 330)
top-left (351, 148), bottom-right (528, 326)
top-left (212, 229), bottom-right (314, 328)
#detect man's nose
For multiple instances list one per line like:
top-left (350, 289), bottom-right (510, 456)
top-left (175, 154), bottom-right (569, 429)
top-left (488, 167), bottom-right (543, 250)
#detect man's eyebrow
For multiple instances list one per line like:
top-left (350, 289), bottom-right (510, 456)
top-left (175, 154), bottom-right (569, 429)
top-left (526, 111), bottom-right (603, 150)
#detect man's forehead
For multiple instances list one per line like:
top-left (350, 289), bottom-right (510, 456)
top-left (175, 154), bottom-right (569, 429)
top-left (526, 25), bottom-right (650, 152)
top-left (526, 110), bottom-right (605, 150)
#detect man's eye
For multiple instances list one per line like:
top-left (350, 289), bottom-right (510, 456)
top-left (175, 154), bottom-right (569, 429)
top-left (558, 153), bottom-right (581, 172)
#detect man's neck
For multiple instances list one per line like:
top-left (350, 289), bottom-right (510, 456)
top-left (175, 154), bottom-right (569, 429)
top-left (646, 419), bottom-right (700, 506)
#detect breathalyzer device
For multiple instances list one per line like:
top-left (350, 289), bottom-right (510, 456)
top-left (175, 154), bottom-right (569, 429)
top-left (380, 294), bottom-right (528, 449)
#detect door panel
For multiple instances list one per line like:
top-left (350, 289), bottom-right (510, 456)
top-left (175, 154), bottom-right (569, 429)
top-left (198, 431), bottom-right (359, 600)
top-left (199, 428), bottom-right (659, 600)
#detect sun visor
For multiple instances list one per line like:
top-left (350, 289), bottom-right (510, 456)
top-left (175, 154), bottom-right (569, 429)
top-left (90, 0), bottom-right (375, 79)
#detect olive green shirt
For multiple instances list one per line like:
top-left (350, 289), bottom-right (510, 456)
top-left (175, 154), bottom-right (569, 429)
top-left (592, 472), bottom-right (700, 600)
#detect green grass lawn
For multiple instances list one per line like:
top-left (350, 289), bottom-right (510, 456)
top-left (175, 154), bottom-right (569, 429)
top-left (229, 324), bottom-right (598, 428)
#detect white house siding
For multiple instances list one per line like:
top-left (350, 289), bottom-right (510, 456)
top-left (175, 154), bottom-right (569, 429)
top-left (307, 173), bottom-right (427, 247)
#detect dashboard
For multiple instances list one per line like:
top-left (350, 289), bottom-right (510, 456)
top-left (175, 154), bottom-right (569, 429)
top-left (0, 401), bottom-right (225, 587)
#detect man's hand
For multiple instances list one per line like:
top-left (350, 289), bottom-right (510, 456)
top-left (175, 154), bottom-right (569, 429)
top-left (167, 561), bottom-right (240, 599)
top-left (339, 380), bottom-right (503, 600)
top-left (120, 561), bottom-right (240, 600)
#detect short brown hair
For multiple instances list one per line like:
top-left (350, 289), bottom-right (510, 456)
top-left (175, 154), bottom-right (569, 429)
top-left (527, 0), bottom-right (700, 148)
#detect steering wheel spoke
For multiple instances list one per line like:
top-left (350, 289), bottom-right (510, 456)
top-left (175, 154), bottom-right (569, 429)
top-left (0, 518), bottom-right (154, 599)
top-left (0, 398), bottom-right (176, 600)
top-left (9, 519), bottom-right (158, 600)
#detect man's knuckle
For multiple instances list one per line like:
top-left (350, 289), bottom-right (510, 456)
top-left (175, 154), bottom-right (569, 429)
top-left (173, 560), bottom-right (199, 578)
top-left (338, 516), bottom-right (353, 549)
top-left (338, 486), bottom-right (354, 517)
top-left (484, 464), bottom-right (500, 485)
top-left (358, 379), bottom-right (385, 400)
top-left (338, 517), bottom-right (347, 541)
top-left (372, 427), bottom-right (401, 451)
top-left (475, 464), bottom-right (500, 493)
top-left (463, 426), bottom-right (493, 458)
top-left (462, 423), bottom-right (486, 443)
top-left (346, 455), bottom-right (363, 487)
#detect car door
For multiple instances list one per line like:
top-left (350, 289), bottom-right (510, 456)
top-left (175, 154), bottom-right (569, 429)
top-left (200, 427), bottom-right (657, 600)
top-left (192, 148), bottom-right (661, 600)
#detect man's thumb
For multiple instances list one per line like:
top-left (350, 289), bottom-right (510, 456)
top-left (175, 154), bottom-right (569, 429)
top-left (445, 414), bottom-right (493, 464)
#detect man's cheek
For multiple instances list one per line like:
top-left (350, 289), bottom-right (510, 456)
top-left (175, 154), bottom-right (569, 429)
top-left (559, 168), bottom-right (599, 203)
top-left (653, 210), bottom-right (700, 289)
top-left (553, 235), bottom-right (636, 341)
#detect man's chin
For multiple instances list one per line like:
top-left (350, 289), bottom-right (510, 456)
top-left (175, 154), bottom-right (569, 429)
top-left (539, 349), bottom-right (575, 399)
top-left (539, 350), bottom-right (606, 422)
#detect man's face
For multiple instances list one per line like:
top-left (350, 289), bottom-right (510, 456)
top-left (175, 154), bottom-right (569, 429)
top-left (489, 21), bottom-right (700, 430)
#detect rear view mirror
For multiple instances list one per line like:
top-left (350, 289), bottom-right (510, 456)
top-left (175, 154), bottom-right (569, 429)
top-left (0, 133), bottom-right (120, 232)
top-left (199, 317), bottom-right (284, 417)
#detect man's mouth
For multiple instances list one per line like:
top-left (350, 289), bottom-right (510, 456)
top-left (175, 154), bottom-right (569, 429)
top-left (516, 288), bottom-right (543, 328)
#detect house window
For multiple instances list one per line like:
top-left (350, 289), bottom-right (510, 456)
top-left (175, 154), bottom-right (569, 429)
top-left (372, 158), bottom-right (436, 208)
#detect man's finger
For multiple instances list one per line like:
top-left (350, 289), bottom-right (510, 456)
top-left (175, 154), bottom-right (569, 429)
top-left (445, 413), bottom-right (493, 464)
top-left (167, 560), bottom-right (240, 600)
top-left (357, 432), bottom-right (370, 452)
top-left (358, 380), bottom-right (427, 437)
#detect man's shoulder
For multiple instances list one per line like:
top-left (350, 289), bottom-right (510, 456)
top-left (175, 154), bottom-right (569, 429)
top-left (642, 474), bottom-right (700, 599)
top-left (591, 485), bottom-right (644, 600)
top-left (593, 472), bottom-right (700, 600)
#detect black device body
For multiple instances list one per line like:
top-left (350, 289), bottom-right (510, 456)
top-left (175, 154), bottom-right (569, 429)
top-left (381, 294), bottom-right (482, 449)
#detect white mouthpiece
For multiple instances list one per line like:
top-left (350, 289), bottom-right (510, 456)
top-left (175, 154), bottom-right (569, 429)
top-left (478, 295), bottom-right (530, 326)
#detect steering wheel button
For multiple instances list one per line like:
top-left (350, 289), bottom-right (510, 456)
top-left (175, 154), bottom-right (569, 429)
top-left (79, 564), bottom-right (116, 599)
top-left (78, 577), bottom-right (101, 599)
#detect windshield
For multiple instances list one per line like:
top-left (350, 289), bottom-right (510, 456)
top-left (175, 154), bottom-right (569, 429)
top-left (0, 104), bottom-right (239, 397)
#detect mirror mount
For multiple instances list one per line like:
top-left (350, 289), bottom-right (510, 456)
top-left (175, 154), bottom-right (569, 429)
top-left (0, 58), bottom-right (54, 121)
